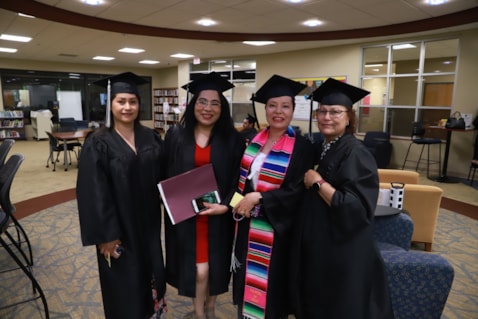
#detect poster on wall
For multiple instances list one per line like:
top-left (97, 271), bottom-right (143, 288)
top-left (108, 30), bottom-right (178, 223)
top-left (292, 76), bottom-right (347, 121)
top-left (57, 91), bottom-right (83, 120)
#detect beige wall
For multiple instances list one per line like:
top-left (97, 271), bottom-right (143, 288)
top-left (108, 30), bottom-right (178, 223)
top-left (1, 28), bottom-right (477, 177)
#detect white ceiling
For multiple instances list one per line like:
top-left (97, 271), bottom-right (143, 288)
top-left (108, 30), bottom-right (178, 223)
top-left (0, 0), bottom-right (477, 69)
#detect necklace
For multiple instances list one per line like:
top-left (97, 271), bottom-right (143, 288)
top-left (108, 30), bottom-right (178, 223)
top-left (320, 135), bottom-right (342, 160)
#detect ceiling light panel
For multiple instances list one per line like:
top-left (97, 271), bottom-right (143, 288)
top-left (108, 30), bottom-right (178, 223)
top-left (93, 56), bottom-right (115, 60)
top-left (118, 47), bottom-right (145, 53)
top-left (0, 34), bottom-right (32, 42)
top-left (243, 41), bottom-right (275, 46)
top-left (170, 53), bottom-right (194, 58)
top-left (139, 60), bottom-right (160, 64)
top-left (0, 47), bottom-right (18, 53)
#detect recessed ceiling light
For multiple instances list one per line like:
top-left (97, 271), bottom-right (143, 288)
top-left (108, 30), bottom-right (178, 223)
top-left (392, 43), bottom-right (416, 50)
top-left (443, 61), bottom-right (453, 65)
top-left (82, 0), bottom-right (103, 5)
top-left (139, 60), bottom-right (160, 64)
top-left (118, 47), bottom-right (145, 54)
top-left (425, 0), bottom-right (448, 5)
top-left (303, 19), bottom-right (322, 27)
top-left (93, 56), bottom-right (115, 61)
top-left (197, 19), bottom-right (216, 27)
top-left (0, 47), bottom-right (17, 53)
top-left (243, 41), bottom-right (276, 46)
top-left (365, 64), bottom-right (383, 67)
top-left (287, 0), bottom-right (304, 3)
top-left (0, 34), bottom-right (32, 42)
top-left (170, 53), bottom-right (194, 58)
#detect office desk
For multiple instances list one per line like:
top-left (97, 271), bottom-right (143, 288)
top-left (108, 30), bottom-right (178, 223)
top-left (51, 129), bottom-right (91, 171)
top-left (427, 126), bottom-right (473, 183)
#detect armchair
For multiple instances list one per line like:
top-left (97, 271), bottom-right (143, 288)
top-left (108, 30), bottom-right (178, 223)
top-left (378, 168), bottom-right (419, 184)
top-left (374, 212), bottom-right (454, 319)
top-left (379, 183), bottom-right (443, 251)
top-left (362, 131), bottom-right (393, 168)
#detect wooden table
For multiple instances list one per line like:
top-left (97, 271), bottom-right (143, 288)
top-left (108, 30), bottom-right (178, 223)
top-left (51, 129), bottom-right (92, 171)
top-left (427, 126), bottom-right (474, 183)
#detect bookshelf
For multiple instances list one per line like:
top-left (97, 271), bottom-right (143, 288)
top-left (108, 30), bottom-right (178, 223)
top-left (153, 88), bottom-right (179, 132)
top-left (0, 110), bottom-right (25, 140)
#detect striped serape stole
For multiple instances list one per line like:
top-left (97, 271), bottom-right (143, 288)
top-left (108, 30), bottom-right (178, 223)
top-left (242, 218), bottom-right (274, 319)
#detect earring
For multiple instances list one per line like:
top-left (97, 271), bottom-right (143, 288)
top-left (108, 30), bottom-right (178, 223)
top-left (346, 121), bottom-right (349, 126)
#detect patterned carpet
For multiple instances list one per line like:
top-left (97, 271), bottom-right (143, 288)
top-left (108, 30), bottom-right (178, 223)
top-left (1, 200), bottom-right (477, 319)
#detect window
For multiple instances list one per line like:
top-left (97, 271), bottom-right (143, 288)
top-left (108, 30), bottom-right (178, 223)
top-left (1, 69), bottom-right (152, 123)
top-left (189, 59), bottom-right (256, 124)
top-left (359, 39), bottom-right (459, 138)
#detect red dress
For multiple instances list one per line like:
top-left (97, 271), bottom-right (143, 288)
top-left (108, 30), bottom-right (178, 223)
top-left (195, 144), bottom-right (211, 263)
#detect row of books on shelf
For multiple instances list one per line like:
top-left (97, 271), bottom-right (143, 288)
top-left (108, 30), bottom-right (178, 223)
top-left (154, 89), bottom-right (178, 96)
top-left (0, 110), bottom-right (24, 118)
top-left (1, 119), bottom-right (24, 128)
top-left (154, 113), bottom-right (179, 121)
top-left (0, 130), bottom-right (22, 138)
top-left (154, 121), bottom-right (170, 129)
top-left (154, 96), bottom-right (178, 105)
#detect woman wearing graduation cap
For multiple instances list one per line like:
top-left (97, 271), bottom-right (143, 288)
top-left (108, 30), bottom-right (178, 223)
top-left (290, 78), bottom-right (394, 319)
top-left (231, 74), bottom-right (314, 319)
top-left (77, 72), bottom-right (167, 319)
top-left (163, 72), bottom-right (245, 319)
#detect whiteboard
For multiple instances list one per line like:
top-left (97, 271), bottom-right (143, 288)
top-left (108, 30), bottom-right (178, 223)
top-left (57, 91), bottom-right (83, 120)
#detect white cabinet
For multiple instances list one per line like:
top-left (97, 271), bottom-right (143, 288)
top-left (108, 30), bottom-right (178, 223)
top-left (31, 116), bottom-right (52, 140)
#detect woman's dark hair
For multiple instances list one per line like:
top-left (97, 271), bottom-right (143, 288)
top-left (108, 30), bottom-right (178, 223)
top-left (108, 93), bottom-right (142, 128)
top-left (179, 92), bottom-right (236, 142)
top-left (345, 109), bottom-right (356, 134)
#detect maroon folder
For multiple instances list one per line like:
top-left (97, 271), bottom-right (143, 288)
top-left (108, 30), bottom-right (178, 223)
top-left (158, 163), bottom-right (219, 225)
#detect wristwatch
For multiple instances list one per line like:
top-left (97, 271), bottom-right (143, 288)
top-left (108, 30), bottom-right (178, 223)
top-left (312, 179), bottom-right (326, 193)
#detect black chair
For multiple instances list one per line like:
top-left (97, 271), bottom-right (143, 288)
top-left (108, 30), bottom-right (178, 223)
top-left (58, 117), bottom-right (77, 132)
top-left (0, 139), bottom-right (15, 168)
top-left (58, 118), bottom-right (82, 155)
top-left (362, 131), bottom-right (393, 168)
top-left (46, 132), bottom-right (75, 171)
top-left (468, 134), bottom-right (478, 186)
top-left (401, 122), bottom-right (442, 177)
top-left (0, 154), bottom-right (49, 318)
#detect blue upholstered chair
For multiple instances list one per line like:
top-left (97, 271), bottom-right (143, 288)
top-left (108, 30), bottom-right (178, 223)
top-left (374, 212), bottom-right (454, 319)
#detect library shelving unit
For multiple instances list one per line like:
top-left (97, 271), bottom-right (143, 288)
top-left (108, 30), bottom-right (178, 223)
top-left (153, 88), bottom-right (179, 132)
top-left (0, 110), bottom-right (25, 140)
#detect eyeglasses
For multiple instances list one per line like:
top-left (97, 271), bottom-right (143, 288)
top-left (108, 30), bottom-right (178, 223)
top-left (196, 98), bottom-right (221, 108)
top-left (316, 109), bottom-right (348, 118)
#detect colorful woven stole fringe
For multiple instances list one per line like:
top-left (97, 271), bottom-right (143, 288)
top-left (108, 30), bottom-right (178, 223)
top-left (237, 127), bottom-right (295, 319)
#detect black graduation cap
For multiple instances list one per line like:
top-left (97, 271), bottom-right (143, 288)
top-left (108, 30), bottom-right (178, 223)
top-left (245, 113), bottom-right (257, 124)
top-left (310, 77), bottom-right (370, 108)
top-left (181, 71), bottom-right (234, 95)
top-left (91, 72), bottom-right (148, 127)
top-left (252, 74), bottom-right (307, 104)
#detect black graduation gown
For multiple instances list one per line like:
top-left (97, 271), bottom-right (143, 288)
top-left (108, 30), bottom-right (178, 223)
top-left (240, 127), bottom-right (258, 143)
top-left (290, 134), bottom-right (394, 319)
top-left (77, 126), bottom-right (166, 319)
top-left (232, 134), bottom-right (314, 319)
top-left (163, 125), bottom-right (245, 297)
